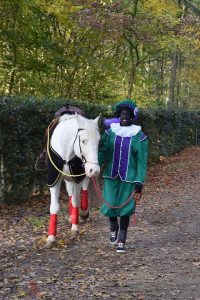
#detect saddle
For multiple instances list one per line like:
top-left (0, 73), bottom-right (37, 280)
top-left (36, 105), bottom-right (84, 169)
top-left (35, 105), bottom-right (86, 186)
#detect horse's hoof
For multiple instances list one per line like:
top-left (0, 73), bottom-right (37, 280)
top-left (70, 230), bottom-right (79, 239)
top-left (46, 235), bottom-right (56, 248)
top-left (70, 224), bottom-right (79, 237)
top-left (71, 229), bottom-right (79, 235)
top-left (46, 240), bottom-right (56, 248)
top-left (80, 210), bottom-right (89, 220)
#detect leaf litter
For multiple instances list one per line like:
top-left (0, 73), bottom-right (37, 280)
top-left (0, 146), bottom-right (200, 299)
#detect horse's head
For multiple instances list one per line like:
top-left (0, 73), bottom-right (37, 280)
top-left (74, 115), bottom-right (101, 177)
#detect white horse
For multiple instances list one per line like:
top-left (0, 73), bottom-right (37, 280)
top-left (46, 113), bottom-right (100, 246)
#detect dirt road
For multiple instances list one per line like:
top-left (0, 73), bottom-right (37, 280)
top-left (0, 146), bottom-right (200, 300)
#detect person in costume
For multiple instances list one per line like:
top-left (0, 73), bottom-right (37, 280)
top-left (98, 99), bottom-right (148, 253)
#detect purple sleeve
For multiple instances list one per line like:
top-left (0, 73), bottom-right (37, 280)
top-left (103, 118), bottom-right (120, 128)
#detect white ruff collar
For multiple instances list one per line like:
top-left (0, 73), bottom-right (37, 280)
top-left (110, 123), bottom-right (141, 137)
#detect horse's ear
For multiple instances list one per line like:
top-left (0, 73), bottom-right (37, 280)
top-left (93, 114), bottom-right (102, 127)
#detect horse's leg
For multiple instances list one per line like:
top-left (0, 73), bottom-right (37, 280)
top-left (46, 178), bottom-right (62, 246)
top-left (71, 183), bottom-right (82, 232)
top-left (65, 181), bottom-right (81, 233)
top-left (65, 181), bottom-right (73, 222)
top-left (80, 177), bottom-right (90, 220)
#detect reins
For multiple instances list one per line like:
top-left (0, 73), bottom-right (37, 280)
top-left (91, 176), bottom-right (142, 225)
top-left (91, 177), bottom-right (141, 209)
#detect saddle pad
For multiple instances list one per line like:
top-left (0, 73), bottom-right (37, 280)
top-left (68, 156), bottom-right (86, 184)
top-left (47, 148), bottom-right (85, 186)
top-left (47, 147), bottom-right (66, 187)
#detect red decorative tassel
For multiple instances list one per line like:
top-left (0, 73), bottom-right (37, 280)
top-left (71, 207), bottom-right (79, 224)
top-left (68, 196), bottom-right (73, 215)
top-left (48, 214), bottom-right (57, 236)
top-left (81, 190), bottom-right (88, 211)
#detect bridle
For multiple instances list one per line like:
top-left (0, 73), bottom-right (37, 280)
top-left (73, 128), bottom-right (86, 164)
top-left (74, 128), bottom-right (99, 166)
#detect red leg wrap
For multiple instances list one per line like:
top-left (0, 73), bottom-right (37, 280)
top-left (81, 190), bottom-right (88, 211)
top-left (71, 207), bottom-right (79, 224)
top-left (48, 214), bottom-right (57, 236)
top-left (68, 196), bottom-right (73, 215)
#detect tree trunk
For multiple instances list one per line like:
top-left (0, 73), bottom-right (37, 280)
top-left (176, 50), bottom-right (182, 108)
top-left (160, 58), bottom-right (165, 104)
top-left (126, 44), bottom-right (139, 99)
top-left (7, 14), bottom-right (18, 95)
top-left (168, 46), bottom-right (178, 109)
top-left (0, 154), bottom-right (5, 202)
top-left (8, 45), bottom-right (17, 95)
top-left (127, 64), bottom-right (137, 99)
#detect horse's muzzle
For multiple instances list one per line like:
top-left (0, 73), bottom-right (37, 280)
top-left (85, 163), bottom-right (100, 177)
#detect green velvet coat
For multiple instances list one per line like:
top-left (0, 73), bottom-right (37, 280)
top-left (98, 125), bottom-right (148, 217)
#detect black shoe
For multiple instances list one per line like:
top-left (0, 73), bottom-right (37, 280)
top-left (110, 231), bottom-right (118, 245)
top-left (117, 241), bottom-right (126, 253)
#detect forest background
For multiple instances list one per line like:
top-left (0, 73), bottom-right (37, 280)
top-left (0, 0), bottom-right (200, 203)
top-left (1, 0), bottom-right (200, 110)
top-left (1, 3), bottom-right (200, 298)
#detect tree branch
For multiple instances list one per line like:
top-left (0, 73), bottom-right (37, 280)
top-left (181, 0), bottom-right (200, 17)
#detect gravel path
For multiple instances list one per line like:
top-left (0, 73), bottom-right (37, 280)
top-left (0, 146), bottom-right (200, 300)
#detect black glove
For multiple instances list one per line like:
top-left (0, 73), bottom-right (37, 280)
top-left (134, 182), bottom-right (143, 194)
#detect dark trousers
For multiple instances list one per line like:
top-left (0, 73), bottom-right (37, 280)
top-left (109, 216), bottom-right (130, 243)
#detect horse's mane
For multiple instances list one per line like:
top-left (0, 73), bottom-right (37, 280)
top-left (59, 114), bottom-right (77, 121)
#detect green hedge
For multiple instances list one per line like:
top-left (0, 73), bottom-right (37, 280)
top-left (139, 109), bottom-right (199, 161)
top-left (0, 96), bottom-right (199, 204)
